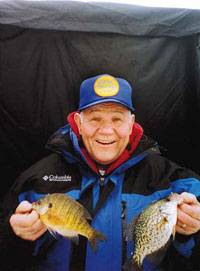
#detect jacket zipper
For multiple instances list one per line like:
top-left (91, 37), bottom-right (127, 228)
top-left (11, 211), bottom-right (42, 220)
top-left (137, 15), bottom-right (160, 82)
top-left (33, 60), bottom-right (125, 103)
top-left (100, 177), bottom-right (105, 186)
top-left (121, 201), bottom-right (127, 268)
top-left (100, 176), bottom-right (105, 195)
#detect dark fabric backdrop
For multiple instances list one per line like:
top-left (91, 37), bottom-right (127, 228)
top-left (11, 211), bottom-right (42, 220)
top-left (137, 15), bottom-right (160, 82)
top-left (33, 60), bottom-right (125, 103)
top-left (0, 1), bottom-right (200, 200)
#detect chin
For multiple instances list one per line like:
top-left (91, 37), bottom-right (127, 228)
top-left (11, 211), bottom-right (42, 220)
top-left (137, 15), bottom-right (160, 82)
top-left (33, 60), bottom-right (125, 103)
top-left (95, 157), bottom-right (116, 165)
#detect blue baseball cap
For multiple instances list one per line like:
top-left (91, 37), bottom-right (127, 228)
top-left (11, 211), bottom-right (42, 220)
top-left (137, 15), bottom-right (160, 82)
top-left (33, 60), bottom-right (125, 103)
top-left (78, 74), bottom-right (135, 112)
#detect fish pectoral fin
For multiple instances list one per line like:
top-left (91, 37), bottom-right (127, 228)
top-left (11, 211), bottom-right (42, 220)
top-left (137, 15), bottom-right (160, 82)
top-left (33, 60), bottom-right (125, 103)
top-left (40, 206), bottom-right (49, 215)
top-left (146, 238), bottom-right (171, 265)
top-left (156, 218), bottom-right (168, 231)
top-left (47, 228), bottom-right (58, 239)
top-left (172, 225), bottom-right (176, 240)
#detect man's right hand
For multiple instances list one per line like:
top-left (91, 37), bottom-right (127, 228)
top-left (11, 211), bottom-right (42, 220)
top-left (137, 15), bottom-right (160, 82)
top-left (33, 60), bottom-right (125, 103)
top-left (9, 201), bottom-right (47, 241)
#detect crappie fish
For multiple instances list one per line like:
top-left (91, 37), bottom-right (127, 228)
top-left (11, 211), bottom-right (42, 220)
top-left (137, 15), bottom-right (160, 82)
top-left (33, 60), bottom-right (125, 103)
top-left (123, 193), bottom-right (183, 271)
top-left (32, 193), bottom-right (107, 252)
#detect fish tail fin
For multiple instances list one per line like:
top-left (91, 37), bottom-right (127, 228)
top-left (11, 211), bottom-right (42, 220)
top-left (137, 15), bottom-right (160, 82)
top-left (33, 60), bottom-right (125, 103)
top-left (88, 229), bottom-right (107, 253)
top-left (123, 259), bottom-right (142, 271)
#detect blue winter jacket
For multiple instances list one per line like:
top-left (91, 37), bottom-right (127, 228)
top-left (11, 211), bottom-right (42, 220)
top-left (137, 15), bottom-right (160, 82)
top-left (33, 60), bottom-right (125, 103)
top-left (0, 118), bottom-right (200, 271)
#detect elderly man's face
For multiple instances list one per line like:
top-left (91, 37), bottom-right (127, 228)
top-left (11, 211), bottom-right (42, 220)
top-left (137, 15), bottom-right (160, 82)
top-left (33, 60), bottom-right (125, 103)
top-left (74, 103), bottom-right (135, 165)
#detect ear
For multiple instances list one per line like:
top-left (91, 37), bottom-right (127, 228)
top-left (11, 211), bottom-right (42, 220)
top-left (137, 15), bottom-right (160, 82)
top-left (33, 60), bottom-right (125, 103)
top-left (74, 113), bottom-right (82, 135)
top-left (129, 114), bottom-right (135, 135)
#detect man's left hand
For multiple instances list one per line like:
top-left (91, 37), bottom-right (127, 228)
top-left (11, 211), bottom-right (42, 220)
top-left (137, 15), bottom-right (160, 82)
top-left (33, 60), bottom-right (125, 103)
top-left (176, 192), bottom-right (200, 235)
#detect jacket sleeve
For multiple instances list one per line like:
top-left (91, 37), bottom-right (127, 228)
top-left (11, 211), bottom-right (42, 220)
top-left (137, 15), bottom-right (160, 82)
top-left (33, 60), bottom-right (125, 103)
top-left (163, 161), bottom-right (200, 270)
top-left (0, 179), bottom-right (36, 269)
top-left (163, 232), bottom-right (200, 271)
top-left (0, 154), bottom-right (66, 270)
top-left (143, 154), bottom-right (200, 270)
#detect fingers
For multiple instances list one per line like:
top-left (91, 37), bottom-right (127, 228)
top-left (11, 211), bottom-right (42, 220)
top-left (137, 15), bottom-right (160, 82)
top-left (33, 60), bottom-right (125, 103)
top-left (179, 192), bottom-right (200, 221)
top-left (15, 201), bottom-right (33, 214)
top-left (14, 219), bottom-right (47, 241)
top-left (180, 192), bottom-right (199, 205)
top-left (10, 210), bottom-right (40, 228)
top-left (10, 201), bottom-right (47, 241)
top-left (10, 212), bottom-right (47, 241)
top-left (179, 203), bottom-right (200, 221)
top-left (176, 207), bottom-right (200, 235)
top-left (176, 192), bottom-right (200, 235)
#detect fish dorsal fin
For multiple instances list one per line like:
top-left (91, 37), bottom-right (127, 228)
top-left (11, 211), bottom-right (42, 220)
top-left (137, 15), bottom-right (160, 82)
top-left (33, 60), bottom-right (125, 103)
top-left (146, 238), bottom-right (171, 265)
top-left (124, 214), bottom-right (139, 242)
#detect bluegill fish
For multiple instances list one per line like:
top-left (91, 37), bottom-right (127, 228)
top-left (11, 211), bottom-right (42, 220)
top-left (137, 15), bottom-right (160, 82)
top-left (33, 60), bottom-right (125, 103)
top-left (32, 193), bottom-right (107, 252)
top-left (123, 193), bottom-right (183, 271)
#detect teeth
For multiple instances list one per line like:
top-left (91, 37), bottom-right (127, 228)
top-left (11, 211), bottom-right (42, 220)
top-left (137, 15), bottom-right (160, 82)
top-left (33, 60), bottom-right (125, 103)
top-left (98, 140), bottom-right (113, 144)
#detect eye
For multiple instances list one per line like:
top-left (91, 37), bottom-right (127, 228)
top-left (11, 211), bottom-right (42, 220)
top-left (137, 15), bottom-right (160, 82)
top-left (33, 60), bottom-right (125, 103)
top-left (113, 117), bottom-right (122, 123)
top-left (91, 117), bottom-right (101, 122)
top-left (48, 203), bottom-right (53, 208)
top-left (38, 200), bottom-right (41, 205)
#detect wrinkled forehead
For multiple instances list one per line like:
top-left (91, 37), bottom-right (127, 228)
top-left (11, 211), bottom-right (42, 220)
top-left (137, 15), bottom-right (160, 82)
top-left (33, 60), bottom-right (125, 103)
top-left (83, 102), bottom-right (130, 114)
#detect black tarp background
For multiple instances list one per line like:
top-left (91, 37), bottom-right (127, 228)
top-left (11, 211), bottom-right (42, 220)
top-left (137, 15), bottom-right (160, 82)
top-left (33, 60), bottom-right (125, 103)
top-left (0, 1), bottom-right (200, 202)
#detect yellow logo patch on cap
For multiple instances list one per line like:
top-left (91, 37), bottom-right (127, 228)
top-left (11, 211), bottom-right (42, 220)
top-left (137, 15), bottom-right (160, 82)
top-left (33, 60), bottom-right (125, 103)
top-left (94, 75), bottom-right (119, 97)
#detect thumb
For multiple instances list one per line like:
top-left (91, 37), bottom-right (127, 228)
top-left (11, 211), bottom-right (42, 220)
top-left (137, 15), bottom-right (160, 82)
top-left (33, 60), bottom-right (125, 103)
top-left (15, 201), bottom-right (33, 214)
top-left (180, 192), bottom-right (199, 205)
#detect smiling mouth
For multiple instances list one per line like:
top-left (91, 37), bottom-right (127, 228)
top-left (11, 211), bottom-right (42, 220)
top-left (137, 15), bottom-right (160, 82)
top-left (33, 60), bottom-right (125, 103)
top-left (96, 140), bottom-right (116, 145)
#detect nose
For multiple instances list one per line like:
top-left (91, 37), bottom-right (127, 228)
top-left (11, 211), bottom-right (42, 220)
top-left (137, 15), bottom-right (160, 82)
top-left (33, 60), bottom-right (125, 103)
top-left (98, 121), bottom-right (114, 134)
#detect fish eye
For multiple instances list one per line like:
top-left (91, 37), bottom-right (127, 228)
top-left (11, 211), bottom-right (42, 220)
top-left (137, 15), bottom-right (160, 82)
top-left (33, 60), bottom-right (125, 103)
top-left (48, 203), bottom-right (53, 208)
top-left (166, 197), bottom-right (170, 202)
top-left (38, 200), bottom-right (41, 205)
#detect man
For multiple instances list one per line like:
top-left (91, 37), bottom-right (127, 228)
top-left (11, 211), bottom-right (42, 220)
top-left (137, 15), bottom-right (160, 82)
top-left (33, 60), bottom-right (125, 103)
top-left (0, 74), bottom-right (200, 271)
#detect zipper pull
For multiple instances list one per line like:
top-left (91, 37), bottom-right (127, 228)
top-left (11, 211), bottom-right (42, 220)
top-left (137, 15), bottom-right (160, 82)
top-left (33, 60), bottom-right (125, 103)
top-left (121, 201), bottom-right (126, 219)
top-left (100, 177), bottom-right (105, 186)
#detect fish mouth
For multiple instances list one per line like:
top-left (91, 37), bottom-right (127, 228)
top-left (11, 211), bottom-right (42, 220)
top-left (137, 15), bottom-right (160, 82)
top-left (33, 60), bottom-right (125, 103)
top-left (32, 202), bottom-right (36, 210)
top-left (96, 140), bottom-right (116, 145)
top-left (31, 203), bottom-right (36, 213)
